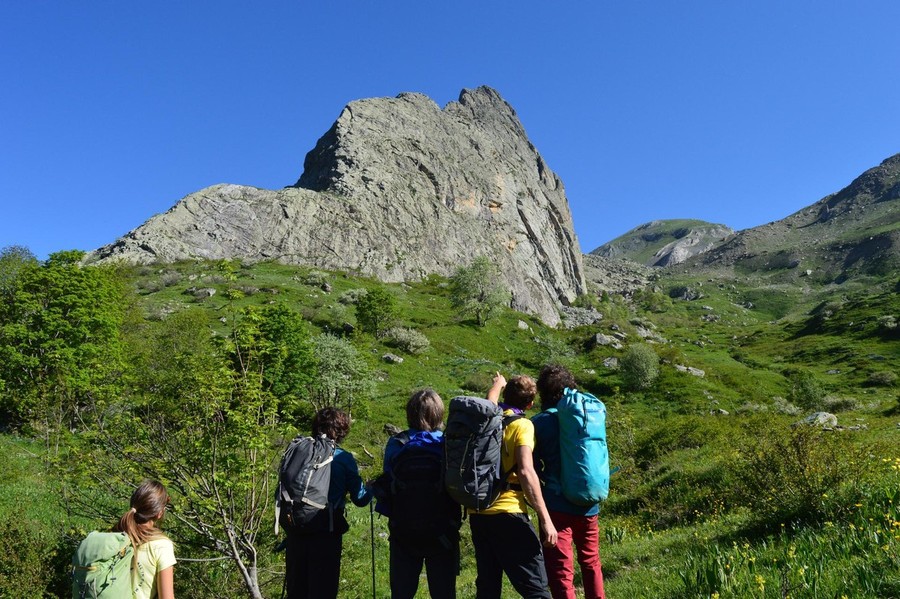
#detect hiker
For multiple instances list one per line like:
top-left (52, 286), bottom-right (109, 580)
top-left (114, 479), bottom-right (176, 599)
top-left (381, 389), bottom-right (461, 599)
top-left (283, 407), bottom-right (372, 599)
top-left (533, 364), bottom-right (607, 599)
top-left (468, 372), bottom-right (558, 599)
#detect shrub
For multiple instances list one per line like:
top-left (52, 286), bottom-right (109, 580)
top-left (383, 327), bottom-right (430, 354)
top-left (789, 370), bottom-right (826, 410)
top-left (771, 396), bottom-right (801, 416)
top-left (449, 256), bottom-right (510, 326)
top-left (300, 270), bottom-right (329, 287)
top-left (355, 286), bottom-right (398, 337)
top-left (866, 371), bottom-right (897, 387)
top-left (620, 344), bottom-right (660, 390)
top-left (338, 288), bottom-right (368, 305)
top-left (734, 424), bottom-right (867, 524)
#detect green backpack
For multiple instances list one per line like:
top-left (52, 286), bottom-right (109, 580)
top-left (71, 531), bottom-right (133, 598)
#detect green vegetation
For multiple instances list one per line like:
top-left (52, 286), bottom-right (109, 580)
top-left (1, 247), bottom-right (898, 597)
top-left (449, 255), bottom-right (510, 326)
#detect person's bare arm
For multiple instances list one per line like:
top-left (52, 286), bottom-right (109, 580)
top-left (157, 566), bottom-right (175, 599)
top-left (515, 444), bottom-right (558, 548)
top-left (487, 372), bottom-right (506, 404)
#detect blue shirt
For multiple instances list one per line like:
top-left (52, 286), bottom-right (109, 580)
top-left (329, 447), bottom-right (372, 511)
top-left (531, 410), bottom-right (599, 517)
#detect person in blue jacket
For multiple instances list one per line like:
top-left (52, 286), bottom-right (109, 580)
top-left (382, 389), bottom-right (460, 599)
top-left (532, 365), bottom-right (606, 599)
top-left (285, 407), bottom-right (372, 599)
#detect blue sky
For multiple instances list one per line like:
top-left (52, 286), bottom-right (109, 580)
top-left (2, 2), bottom-right (899, 260)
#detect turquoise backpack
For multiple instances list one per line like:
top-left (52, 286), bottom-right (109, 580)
top-left (71, 531), bottom-right (133, 598)
top-left (554, 387), bottom-right (609, 505)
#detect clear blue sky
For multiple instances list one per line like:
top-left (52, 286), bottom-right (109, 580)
top-left (2, 2), bottom-right (899, 260)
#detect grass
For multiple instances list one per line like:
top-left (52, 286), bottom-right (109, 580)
top-left (2, 258), bottom-right (899, 597)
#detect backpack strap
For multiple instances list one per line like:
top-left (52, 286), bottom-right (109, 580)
top-left (499, 414), bottom-right (524, 491)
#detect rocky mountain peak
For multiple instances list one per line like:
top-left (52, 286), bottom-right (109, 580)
top-left (89, 87), bottom-right (586, 325)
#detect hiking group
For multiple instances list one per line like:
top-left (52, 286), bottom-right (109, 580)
top-left (278, 362), bottom-right (610, 599)
top-left (71, 363), bottom-right (609, 599)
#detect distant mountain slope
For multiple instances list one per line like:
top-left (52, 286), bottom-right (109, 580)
top-left (691, 153), bottom-right (900, 281)
top-left (88, 87), bottom-right (586, 325)
top-left (590, 219), bottom-right (734, 266)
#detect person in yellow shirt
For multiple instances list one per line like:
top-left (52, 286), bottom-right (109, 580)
top-left (468, 373), bottom-right (558, 599)
top-left (113, 479), bottom-right (176, 599)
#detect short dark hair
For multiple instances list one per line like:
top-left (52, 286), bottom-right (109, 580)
top-left (537, 364), bottom-right (576, 409)
top-left (312, 407), bottom-right (351, 443)
top-left (407, 389), bottom-right (444, 431)
top-left (503, 375), bottom-right (537, 409)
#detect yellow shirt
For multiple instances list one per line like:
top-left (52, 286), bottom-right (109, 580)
top-left (133, 537), bottom-right (176, 599)
top-left (470, 411), bottom-right (534, 515)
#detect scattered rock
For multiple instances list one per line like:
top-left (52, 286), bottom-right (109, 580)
top-left (382, 353), bottom-right (404, 364)
top-left (561, 306), bottom-right (603, 329)
top-left (321, 282), bottom-right (332, 293)
top-left (710, 408), bottom-right (729, 416)
top-left (383, 423), bottom-right (402, 436)
top-left (794, 412), bottom-right (838, 428)
top-left (675, 364), bottom-right (705, 377)
top-left (589, 334), bottom-right (622, 350)
top-left (602, 357), bottom-right (619, 369)
top-left (517, 320), bottom-right (530, 331)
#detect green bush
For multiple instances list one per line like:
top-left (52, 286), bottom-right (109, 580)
top-left (383, 327), bottom-right (430, 354)
top-left (620, 344), bottom-right (660, 390)
top-left (789, 370), bottom-right (826, 410)
top-left (866, 370), bottom-right (897, 387)
top-left (355, 285), bottom-right (398, 338)
top-left (0, 513), bottom-right (72, 598)
top-left (734, 424), bottom-right (867, 525)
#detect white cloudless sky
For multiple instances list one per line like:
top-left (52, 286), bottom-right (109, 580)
top-left (2, 2), bottom-right (898, 259)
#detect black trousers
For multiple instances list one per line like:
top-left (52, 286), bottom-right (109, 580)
top-left (469, 513), bottom-right (550, 599)
top-left (389, 531), bottom-right (459, 599)
top-left (284, 531), bottom-right (343, 599)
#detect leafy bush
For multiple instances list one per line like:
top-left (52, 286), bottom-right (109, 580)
top-left (789, 370), bottom-right (826, 410)
top-left (300, 270), bottom-right (329, 287)
top-left (338, 288), bottom-right (368, 305)
top-left (866, 371), bottom-right (897, 387)
top-left (620, 344), bottom-right (660, 390)
top-left (0, 513), bottom-right (71, 597)
top-left (383, 327), bottom-right (430, 354)
top-left (734, 425), bottom-right (867, 524)
top-left (355, 286), bottom-right (398, 337)
top-left (449, 256), bottom-right (510, 326)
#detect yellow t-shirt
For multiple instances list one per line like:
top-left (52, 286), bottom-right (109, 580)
top-left (133, 537), bottom-right (176, 599)
top-left (470, 411), bottom-right (534, 515)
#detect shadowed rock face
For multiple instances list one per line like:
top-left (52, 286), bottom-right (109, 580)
top-left (89, 86), bottom-right (586, 325)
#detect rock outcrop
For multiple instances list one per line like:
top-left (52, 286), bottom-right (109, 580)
top-left (89, 87), bottom-right (586, 325)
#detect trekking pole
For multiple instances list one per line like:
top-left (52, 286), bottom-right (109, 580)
top-left (370, 501), bottom-right (377, 599)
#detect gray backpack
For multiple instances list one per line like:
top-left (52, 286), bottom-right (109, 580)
top-left (275, 434), bottom-right (336, 534)
top-left (443, 396), bottom-right (521, 511)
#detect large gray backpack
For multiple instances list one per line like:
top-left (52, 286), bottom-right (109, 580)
top-left (443, 396), bottom-right (521, 511)
top-left (275, 434), bottom-right (335, 534)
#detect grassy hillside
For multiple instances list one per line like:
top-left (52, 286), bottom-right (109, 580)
top-left (2, 258), bottom-right (898, 597)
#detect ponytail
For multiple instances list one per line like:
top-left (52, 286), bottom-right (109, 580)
top-left (113, 480), bottom-right (169, 572)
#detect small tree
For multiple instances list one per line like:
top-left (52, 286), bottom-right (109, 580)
top-left (790, 370), bottom-right (826, 410)
top-left (309, 333), bottom-right (374, 416)
top-left (449, 256), bottom-right (510, 326)
top-left (355, 285), bottom-right (397, 338)
top-left (620, 344), bottom-right (660, 390)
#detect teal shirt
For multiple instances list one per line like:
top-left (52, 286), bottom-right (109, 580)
top-left (329, 447), bottom-right (373, 511)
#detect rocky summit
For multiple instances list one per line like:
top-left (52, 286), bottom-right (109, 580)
top-left (89, 87), bottom-right (586, 325)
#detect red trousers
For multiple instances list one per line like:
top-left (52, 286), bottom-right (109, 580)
top-left (542, 511), bottom-right (606, 599)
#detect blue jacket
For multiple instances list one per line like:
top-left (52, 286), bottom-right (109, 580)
top-left (330, 448), bottom-right (372, 511)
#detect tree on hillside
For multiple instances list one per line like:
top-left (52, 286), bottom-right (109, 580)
top-left (620, 343), bottom-right (660, 390)
top-left (77, 306), bottom-right (298, 599)
top-left (0, 250), bottom-right (126, 445)
top-left (309, 333), bottom-right (374, 416)
top-left (355, 285), bottom-right (398, 337)
top-left (449, 255), bottom-right (510, 326)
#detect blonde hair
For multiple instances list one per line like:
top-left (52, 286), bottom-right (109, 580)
top-left (113, 479), bottom-right (169, 572)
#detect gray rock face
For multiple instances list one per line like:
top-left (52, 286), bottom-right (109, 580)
top-left (590, 220), bottom-right (734, 267)
top-left (88, 87), bottom-right (585, 326)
